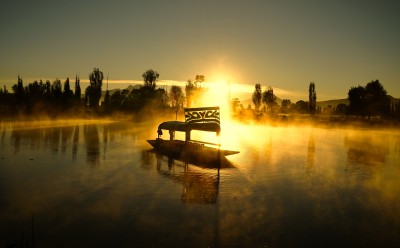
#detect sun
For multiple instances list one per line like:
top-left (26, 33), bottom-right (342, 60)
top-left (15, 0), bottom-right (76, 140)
top-left (207, 80), bottom-right (230, 108)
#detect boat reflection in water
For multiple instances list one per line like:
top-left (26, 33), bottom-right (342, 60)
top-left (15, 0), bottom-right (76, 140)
top-left (149, 149), bottom-right (236, 204)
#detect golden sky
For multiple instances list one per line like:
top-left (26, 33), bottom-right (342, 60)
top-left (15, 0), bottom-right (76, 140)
top-left (1, 0), bottom-right (399, 101)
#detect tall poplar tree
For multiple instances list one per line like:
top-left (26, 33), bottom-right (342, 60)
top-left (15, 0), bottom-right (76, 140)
top-left (309, 82), bottom-right (317, 115)
top-left (252, 83), bottom-right (262, 112)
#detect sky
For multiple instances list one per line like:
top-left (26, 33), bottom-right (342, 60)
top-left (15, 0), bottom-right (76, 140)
top-left (1, 0), bottom-right (399, 101)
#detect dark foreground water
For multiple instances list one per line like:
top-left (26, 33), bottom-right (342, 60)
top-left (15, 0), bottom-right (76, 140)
top-left (0, 120), bottom-right (399, 248)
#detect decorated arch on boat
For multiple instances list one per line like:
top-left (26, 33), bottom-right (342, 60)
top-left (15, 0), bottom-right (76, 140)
top-left (157, 106), bottom-right (221, 141)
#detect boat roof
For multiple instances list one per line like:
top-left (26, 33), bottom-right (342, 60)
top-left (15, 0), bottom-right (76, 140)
top-left (158, 107), bottom-right (221, 133)
top-left (158, 121), bottom-right (220, 133)
top-left (158, 121), bottom-right (187, 132)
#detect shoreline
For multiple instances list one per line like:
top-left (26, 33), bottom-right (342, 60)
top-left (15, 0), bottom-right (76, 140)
top-left (1, 112), bottom-right (399, 131)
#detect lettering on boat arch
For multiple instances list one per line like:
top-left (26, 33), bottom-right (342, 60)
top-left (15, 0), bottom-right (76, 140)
top-left (184, 107), bottom-right (220, 125)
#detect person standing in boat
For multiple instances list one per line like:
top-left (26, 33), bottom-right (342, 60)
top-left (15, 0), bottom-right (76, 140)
top-left (157, 129), bottom-right (163, 139)
top-left (169, 130), bottom-right (175, 140)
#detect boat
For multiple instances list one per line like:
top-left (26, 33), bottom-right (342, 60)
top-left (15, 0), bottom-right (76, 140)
top-left (147, 107), bottom-right (239, 162)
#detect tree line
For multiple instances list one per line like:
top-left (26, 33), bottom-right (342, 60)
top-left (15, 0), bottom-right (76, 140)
top-left (0, 68), bottom-right (206, 117)
top-left (0, 75), bottom-right (82, 115)
top-left (1, 68), bottom-right (399, 120)
top-left (245, 80), bottom-right (399, 120)
top-left (245, 82), bottom-right (319, 117)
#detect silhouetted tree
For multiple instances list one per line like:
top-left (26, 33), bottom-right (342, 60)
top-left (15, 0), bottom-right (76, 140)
top-left (348, 80), bottom-right (390, 118)
top-left (280, 99), bottom-right (292, 114)
top-left (364, 80), bottom-right (390, 117)
top-left (0, 85), bottom-right (12, 113)
top-left (295, 100), bottom-right (309, 114)
top-left (63, 78), bottom-right (72, 95)
top-left (169, 85), bottom-right (184, 119)
top-left (0, 85), bottom-right (7, 101)
top-left (115, 89), bottom-right (130, 110)
top-left (63, 78), bottom-right (73, 107)
top-left (252, 83), bottom-right (262, 112)
top-left (155, 88), bottom-right (168, 108)
top-left (103, 90), bottom-right (110, 112)
top-left (74, 76), bottom-right (81, 101)
top-left (169, 86), bottom-right (184, 108)
top-left (109, 90), bottom-right (124, 111)
top-left (231, 98), bottom-right (241, 113)
top-left (395, 101), bottom-right (400, 120)
top-left (42, 80), bottom-right (50, 102)
top-left (12, 76), bottom-right (24, 96)
top-left (142, 69), bottom-right (159, 90)
top-left (85, 68), bottom-right (103, 109)
top-left (24, 80), bottom-right (43, 113)
top-left (185, 75), bottom-right (206, 107)
top-left (51, 79), bottom-right (62, 104)
top-left (335, 103), bottom-right (348, 115)
top-left (348, 86), bottom-right (366, 116)
top-left (309, 82), bottom-right (317, 115)
top-left (195, 75), bottom-right (205, 87)
top-left (262, 86), bottom-right (277, 114)
top-left (185, 79), bottom-right (195, 108)
top-left (12, 76), bottom-right (25, 108)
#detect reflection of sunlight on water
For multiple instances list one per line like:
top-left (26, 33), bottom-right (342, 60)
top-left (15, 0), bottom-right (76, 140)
top-left (2, 119), bottom-right (400, 247)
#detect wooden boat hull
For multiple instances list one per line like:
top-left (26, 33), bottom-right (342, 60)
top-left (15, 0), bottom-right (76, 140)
top-left (147, 139), bottom-right (239, 163)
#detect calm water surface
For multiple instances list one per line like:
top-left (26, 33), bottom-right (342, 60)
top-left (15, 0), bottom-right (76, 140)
top-left (0, 120), bottom-right (399, 247)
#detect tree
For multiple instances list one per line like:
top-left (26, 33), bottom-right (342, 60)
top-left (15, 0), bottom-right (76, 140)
top-left (309, 82), bottom-right (317, 115)
top-left (85, 68), bottom-right (103, 109)
top-left (44, 80), bottom-right (51, 99)
top-left (12, 76), bottom-right (24, 96)
top-left (142, 69), bottom-right (159, 90)
top-left (195, 75), bottom-right (205, 87)
top-left (335, 103), bottom-right (348, 115)
top-left (63, 78), bottom-right (73, 106)
top-left (0, 85), bottom-right (12, 113)
top-left (63, 78), bottom-right (72, 95)
top-left (155, 88), bottom-right (168, 108)
top-left (169, 85), bottom-right (184, 120)
top-left (74, 76), bottom-right (81, 101)
top-left (137, 69), bottom-right (169, 110)
top-left (262, 86), bottom-right (277, 114)
top-left (347, 80), bottom-right (390, 118)
top-left (348, 86), bottom-right (366, 116)
top-left (280, 99), bottom-right (292, 114)
top-left (51, 79), bottom-right (62, 103)
top-left (12, 76), bottom-right (25, 107)
top-left (231, 98), bottom-right (241, 113)
top-left (103, 90), bottom-right (110, 112)
top-left (396, 101), bottom-right (400, 120)
top-left (110, 90), bottom-right (124, 111)
top-left (185, 75), bottom-right (205, 107)
top-left (169, 85), bottom-right (184, 108)
top-left (295, 100), bottom-right (309, 114)
top-left (365, 80), bottom-right (390, 117)
top-left (185, 79), bottom-right (195, 107)
top-left (252, 83), bottom-right (262, 112)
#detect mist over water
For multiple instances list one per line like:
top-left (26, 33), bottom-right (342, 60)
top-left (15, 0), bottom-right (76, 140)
top-left (0, 120), bottom-right (399, 247)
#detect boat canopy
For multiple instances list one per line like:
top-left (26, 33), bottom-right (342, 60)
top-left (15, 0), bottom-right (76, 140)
top-left (158, 121), bottom-right (187, 132)
top-left (158, 121), bottom-right (221, 133)
top-left (157, 107), bottom-right (221, 139)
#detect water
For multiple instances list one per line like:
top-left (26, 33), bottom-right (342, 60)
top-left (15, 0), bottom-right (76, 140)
top-left (0, 120), bottom-right (399, 247)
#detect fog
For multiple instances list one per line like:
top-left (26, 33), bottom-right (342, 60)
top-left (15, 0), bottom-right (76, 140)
top-left (1, 116), bottom-right (400, 247)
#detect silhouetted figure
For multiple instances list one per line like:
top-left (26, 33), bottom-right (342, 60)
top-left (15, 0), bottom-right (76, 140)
top-left (157, 129), bottom-right (163, 138)
top-left (169, 130), bottom-right (175, 140)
